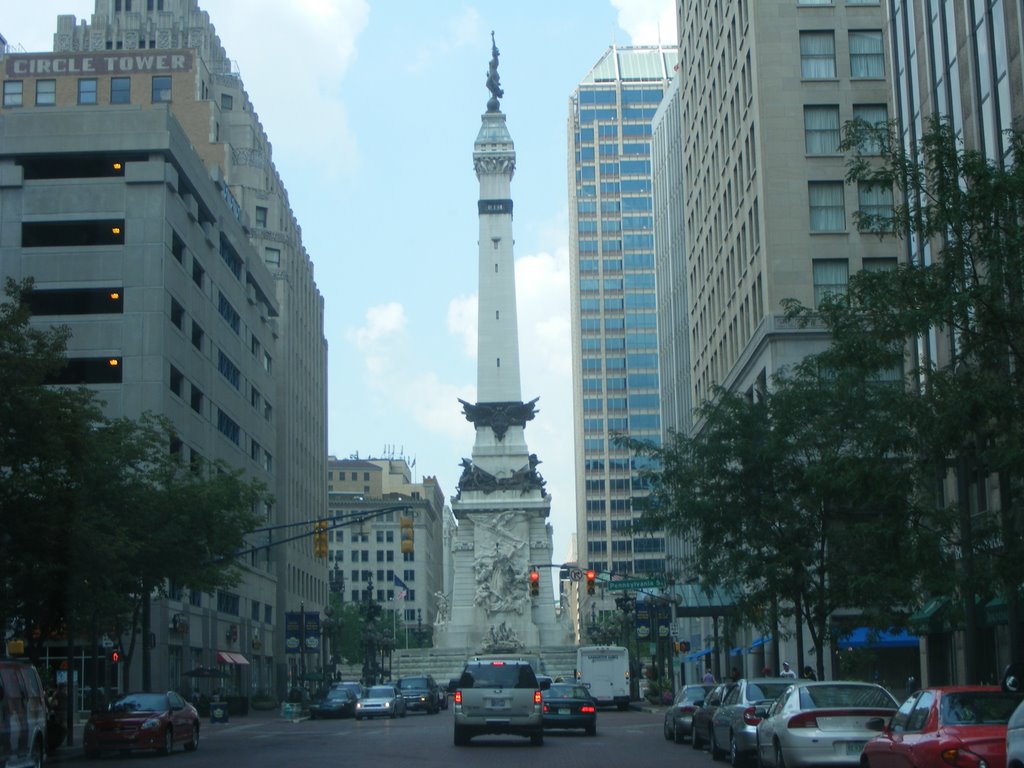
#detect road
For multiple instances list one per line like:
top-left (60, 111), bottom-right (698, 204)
top-left (53, 704), bottom-right (717, 768)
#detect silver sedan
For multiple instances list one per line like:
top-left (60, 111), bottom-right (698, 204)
top-left (755, 681), bottom-right (898, 768)
top-left (354, 684), bottom-right (407, 720)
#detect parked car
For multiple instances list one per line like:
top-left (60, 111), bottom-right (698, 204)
top-left (397, 675), bottom-right (441, 714)
top-left (354, 685), bottom-right (406, 719)
top-left (664, 684), bottom-right (715, 744)
top-left (83, 691), bottom-right (200, 758)
top-left (693, 681), bottom-right (737, 751)
top-left (0, 659), bottom-right (48, 768)
top-left (711, 677), bottom-right (792, 766)
top-left (453, 657), bottom-right (544, 746)
top-left (862, 685), bottom-right (1023, 768)
top-left (541, 682), bottom-right (598, 736)
top-left (330, 681), bottom-right (366, 700)
top-left (756, 680), bottom-right (898, 768)
top-left (310, 686), bottom-right (358, 719)
top-left (1008, 697), bottom-right (1024, 768)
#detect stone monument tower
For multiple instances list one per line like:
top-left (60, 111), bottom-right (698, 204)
top-left (435, 35), bottom-right (572, 653)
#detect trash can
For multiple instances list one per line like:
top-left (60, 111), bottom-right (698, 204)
top-left (210, 701), bottom-right (229, 723)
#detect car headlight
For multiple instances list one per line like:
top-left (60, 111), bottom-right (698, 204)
top-left (356, 702), bottom-right (363, 709)
top-left (140, 718), bottom-right (160, 730)
top-left (384, 701), bottom-right (392, 708)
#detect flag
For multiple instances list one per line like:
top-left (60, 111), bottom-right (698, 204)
top-left (393, 574), bottom-right (408, 601)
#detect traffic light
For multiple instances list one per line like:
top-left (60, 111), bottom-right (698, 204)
top-left (529, 569), bottom-right (540, 597)
top-left (110, 647), bottom-right (121, 664)
top-left (400, 515), bottom-right (414, 554)
top-left (585, 569), bottom-right (596, 596)
top-left (679, 641), bottom-right (691, 653)
top-left (313, 520), bottom-right (328, 559)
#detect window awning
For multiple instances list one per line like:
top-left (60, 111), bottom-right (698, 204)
top-left (747, 635), bottom-right (771, 652)
top-left (837, 627), bottom-right (918, 649)
top-left (908, 597), bottom-right (951, 633)
top-left (217, 651), bottom-right (250, 665)
top-left (729, 647), bottom-right (745, 656)
top-left (684, 648), bottom-right (712, 662)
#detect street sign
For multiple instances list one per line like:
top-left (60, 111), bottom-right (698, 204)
top-left (608, 577), bottom-right (664, 591)
top-left (568, 567), bottom-right (583, 582)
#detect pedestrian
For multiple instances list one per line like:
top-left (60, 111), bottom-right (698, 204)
top-left (730, 667), bottom-right (741, 682)
top-left (703, 667), bottom-right (715, 684)
top-left (801, 665), bottom-right (817, 681)
top-left (780, 661), bottom-right (797, 678)
top-left (760, 666), bottom-right (773, 677)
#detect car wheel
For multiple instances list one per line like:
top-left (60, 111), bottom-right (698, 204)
top-left (28, 742), bottom-right (41, 768)
top-left (586, 723), bottom-right (597, 737)
top-left (453, 725), bottom-right (470, 746)
top-left (675, 723), bottom-right (688, 744)
top-left (664, 717), bottom-right (674, 740)
top-left (184, 723), bottom-right (199, 752)
top-left (531, 730), bottom-right (544, 746)
top-left (693, 725), bottom-right (705, 750)
top-left (355, 715), bottom-right (362, 721)
top-left (159, 727), bottom-right (173, 755)
top-left (730, 734), bottom-right (744, 767)
top-left (711, 730), bottom-right (726, 761)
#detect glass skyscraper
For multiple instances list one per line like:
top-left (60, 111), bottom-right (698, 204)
top-left (568, 45), bottom-right (677, 592)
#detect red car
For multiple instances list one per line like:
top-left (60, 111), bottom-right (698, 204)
top-left (84, 691), bottom-right (200, 757)
top-left (862, 685), bottom-right (1024, 768)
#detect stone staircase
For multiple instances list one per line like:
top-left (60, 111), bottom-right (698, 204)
top-left (388, 646), bottom-right (580, 686)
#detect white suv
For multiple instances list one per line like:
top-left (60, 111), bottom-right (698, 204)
top-left (452, 658), bottom-right (544, 746)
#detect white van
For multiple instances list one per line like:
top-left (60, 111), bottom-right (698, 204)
top-left (576, 645), bottom-right (631, 710)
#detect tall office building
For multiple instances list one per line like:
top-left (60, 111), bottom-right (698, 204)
top-left (568, 45), bottom-right (677, 616)
top-left (675, 0), bottom-right (897, 413)
top-left (0, 0), bottom-right (327, 698)
top-left (884, 0), bottom-right (1024, 683)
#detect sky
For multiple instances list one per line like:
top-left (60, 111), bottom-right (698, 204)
top-left (5, 0), bottom-right (676, 566)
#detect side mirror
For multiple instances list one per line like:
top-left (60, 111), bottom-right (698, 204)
top-left (865, 716), bottom-right (887, 732)
top-left (1002, 663), bottom-right (1024, 693)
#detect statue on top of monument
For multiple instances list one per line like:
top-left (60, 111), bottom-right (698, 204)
top-left (485, 31), bottom-right (503, 112)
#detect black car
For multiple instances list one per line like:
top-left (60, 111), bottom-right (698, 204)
top-left (397, 675), bottom-right (441, 714)
top-left (310, 687), bottom-right (357, 719)
top-left (541, 683), bottom-right (598, 736)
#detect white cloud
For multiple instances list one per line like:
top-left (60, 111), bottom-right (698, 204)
top-left (348, 301), bottom-right (407, 349)
top-left (611, 0), bottom-right (677, 46)
top-left (447, 294), bottom-right (478, 359)
top-left (407, 7), bottom-right (484, 74)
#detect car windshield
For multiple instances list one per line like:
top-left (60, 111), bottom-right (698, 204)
top-left (367, 686), bottom-right (394, 698)
top-left (546, 684), bottom-right (590, 699)
top-left (799, 684), bottom-right (896, 709)
top-left (399, 678), bottom-right (428, 689)
top-left (460, 663), bottom-right (537, 690)
top-left (940, 692), bottom-right (1024, 725)
top-left (747, 683), bottom-right (790, 702)
top-left (680, 686), bottom-right (712, 702)
top-left (109, 694), bottom-right (166, 713)
top-left (326, 690), bottom-right (351, 700)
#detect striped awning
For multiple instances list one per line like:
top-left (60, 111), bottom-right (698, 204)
top-left (216, 651), bottom-right (250, 665)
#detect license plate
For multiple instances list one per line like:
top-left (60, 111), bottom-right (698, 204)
top-left (559, 708), bottom-right (570, 715)
top-left (845, 742), bottom-right (866, 755)
top-left (486, 698), bottom-right (509, 709)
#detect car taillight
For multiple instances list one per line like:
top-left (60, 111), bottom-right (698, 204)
top-left (678, 705), bottom-right (697, 714)
top-left (787, 712), bottom-right (819, 728)
top-left (581, 705), bottom-right (596, 713)
top-left (543, 704), bottom-right (550, 713)
top-left (941, 748), bottom-right (986, 768)
top-left (742, 706), bottom-right (762, 726)
top-left (534, 690), bottom-right (542, 704)
top-left (454, 691), bottom-right (462, 705)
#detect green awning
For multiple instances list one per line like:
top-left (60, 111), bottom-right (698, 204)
top-left (908, 597), bottom-right (950, 633)
top-left (671, 585), bottom-right (737, 618)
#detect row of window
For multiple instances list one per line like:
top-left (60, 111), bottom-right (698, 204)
top-left (800, 30), bottom-right (884, 80)
top-left (3, 75), bottom-right (171, 108)
top-left (808, 179), bottom-right (894, 234)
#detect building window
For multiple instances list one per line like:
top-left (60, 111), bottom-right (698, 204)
top-left (110, 77), bottom-right (131, 104)
top-left (170, 298), bottom-right (184, 330)
top-left (852, 104), bottom-right (888, 154)
top-left (221, 93), bottom-right (233, 110)
top-left (35, 80), bottom-right (56, 106)
top-left (169, 365), bottom-right (184, 397)
top-left (78, 78), bottom-right (98, 105)
top-left (849, 31), bottom-right (884, 78)
top-left (264, 247), bottom-right (280, 267)
top-left (857, 182), bottom-right (894, 231)
top-left (4, 81), bottom-right (23, 107)
top-left (191, 320), bottom-right (204, 351)
top-left (813, 259), bottom-right (849, 307)
top-left (800, 31), bottom-right (836, 79)
top-left (862, 257), bottom-right (897, 272)
top-left (808, 181), bottom-right (846, 232)
top-left (190, 383), bottom-right (203, 414)
top-left (804, 105), bottom-right (840, 154)
top-left (152, 75), bottom-right (171, 103)
top-left (255, 206), bottom-right (267, 227)
top-left (191, 259), bottom-right (204, 289)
